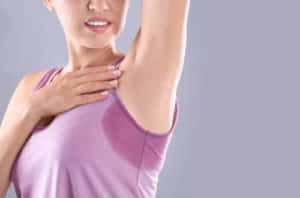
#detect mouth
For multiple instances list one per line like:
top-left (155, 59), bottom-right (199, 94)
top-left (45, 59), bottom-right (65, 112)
top-left (84, 21), bottom-right (112, 33)
top-left (84, 16), bottom-right (112, 33)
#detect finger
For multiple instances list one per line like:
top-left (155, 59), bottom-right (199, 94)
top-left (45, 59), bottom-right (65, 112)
top-left (73, 69), bottom-right (122, 86)
top-left (73, 81), bottom-right (116, 95)
top-left (73, 65), bottom-right (116, 77)
top-left (73, 91), bottom-right (109, 106)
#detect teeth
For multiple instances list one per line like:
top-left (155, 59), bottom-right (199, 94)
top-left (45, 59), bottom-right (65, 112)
top-left (86, 21), bottom-right (109, 26)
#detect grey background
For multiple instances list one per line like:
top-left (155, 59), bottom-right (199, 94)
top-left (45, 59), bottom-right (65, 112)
top-left (1, 0), bottom-right (299, 198)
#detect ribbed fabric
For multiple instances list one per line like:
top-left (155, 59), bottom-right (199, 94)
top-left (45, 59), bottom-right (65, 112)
top-left (10, 57), bottom-right (179, 198)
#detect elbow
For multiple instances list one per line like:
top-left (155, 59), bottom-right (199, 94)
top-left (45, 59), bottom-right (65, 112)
top-left (0, 173), bottom-right (10, 198)
top-left (0, 186), bottom-right (9, 198)
top-left (0, 191), bottom-right (6, 198)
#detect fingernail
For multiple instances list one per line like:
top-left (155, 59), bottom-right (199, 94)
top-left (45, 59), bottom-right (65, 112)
top-left (113, 70), bottom-right (121, 75)
top-left (101, 90), bottom-right (109, 95)
top-left (110, 80), bottom-right (118, 86)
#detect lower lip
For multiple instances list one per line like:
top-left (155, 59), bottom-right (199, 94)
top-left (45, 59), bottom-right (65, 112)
top-left (84, 23), bottom-right (112, 33)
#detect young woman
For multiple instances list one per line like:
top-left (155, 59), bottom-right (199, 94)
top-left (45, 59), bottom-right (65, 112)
top-left (0, 0), bottom-right (190, 197)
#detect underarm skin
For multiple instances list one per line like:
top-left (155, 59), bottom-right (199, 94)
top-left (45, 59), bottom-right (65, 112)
top-left (0, 1), bottom-right (191, 197)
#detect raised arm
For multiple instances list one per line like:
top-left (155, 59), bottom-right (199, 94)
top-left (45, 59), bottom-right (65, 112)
top-left (118, 0), bottom-right (190, 135)
top-left (133, 0), bottom-right (191, 82)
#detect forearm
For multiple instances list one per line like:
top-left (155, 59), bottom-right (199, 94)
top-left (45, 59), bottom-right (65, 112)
top-left (0, 110), bottom-right (40, 197)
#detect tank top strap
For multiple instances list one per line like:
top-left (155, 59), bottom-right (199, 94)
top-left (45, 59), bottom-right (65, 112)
top-left (32, 67), bottom-right (59, 92)
top-left (113, 56), bottom-right (125, 68)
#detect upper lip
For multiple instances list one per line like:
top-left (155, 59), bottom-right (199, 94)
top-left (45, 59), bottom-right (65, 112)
top-left (85, 16), bottom-right (111, 24)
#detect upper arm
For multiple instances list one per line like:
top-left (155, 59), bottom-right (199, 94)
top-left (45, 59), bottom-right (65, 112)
top-left (116, 1), bottom-right (189, 135)
top-left (0, 71), bottom-right (47, 129)
top-left (122, 0), bottom-right (190, 87)
top-left (119, 0), bottom-right (190, 101)
top-left (138, 0), bottom-right (190, 77)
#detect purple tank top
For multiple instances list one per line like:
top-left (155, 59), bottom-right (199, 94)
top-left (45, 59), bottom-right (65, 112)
top-left (10, 57), bottom-right (179, 198)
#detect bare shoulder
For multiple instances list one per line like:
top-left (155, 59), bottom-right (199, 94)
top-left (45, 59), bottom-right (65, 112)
top-left (25, 70), bottom-right (50, 90)
top-left (14, 69), bottom-right (50, 94)
top-left (0, 69), bottom-right (49, 128)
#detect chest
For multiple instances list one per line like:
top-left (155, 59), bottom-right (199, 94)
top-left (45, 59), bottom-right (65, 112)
top-left (21, 98), bottom-right (146, 164)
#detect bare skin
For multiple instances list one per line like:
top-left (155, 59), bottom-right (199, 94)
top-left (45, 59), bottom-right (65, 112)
top-left (40, 0), bottom-right (189, 134)
top-left (0, 65), bottom-right (122, 197)
top-left (0, 0), bottom-right (190, 196)
top-left (36, 64), bottom-right (123, 128)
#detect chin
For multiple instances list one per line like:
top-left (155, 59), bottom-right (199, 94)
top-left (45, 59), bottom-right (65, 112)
top-left (81, 37), bottom-right (114, 49)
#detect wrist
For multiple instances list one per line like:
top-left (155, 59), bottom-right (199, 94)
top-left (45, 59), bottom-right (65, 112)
top-left (23, 95), bottom-right (45, 124)
top-left (0, 103), bottom-right (41, 137)
top-left (17, 105), bottom-right (41, 128)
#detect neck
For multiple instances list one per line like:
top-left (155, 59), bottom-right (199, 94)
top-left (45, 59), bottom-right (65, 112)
top-left (62, 39), bottom-right (124, 75)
